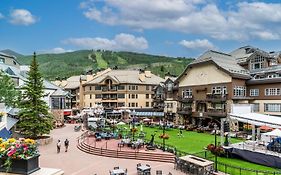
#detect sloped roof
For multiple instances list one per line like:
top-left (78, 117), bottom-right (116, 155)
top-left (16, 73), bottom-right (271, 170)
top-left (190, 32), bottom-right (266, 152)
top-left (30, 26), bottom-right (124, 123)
top-left (229, 46), bottom-right (270, 63)
top-left (85, 70), bottom-right (164, 85)
top-left (179, 50), bottom-right (250, 80)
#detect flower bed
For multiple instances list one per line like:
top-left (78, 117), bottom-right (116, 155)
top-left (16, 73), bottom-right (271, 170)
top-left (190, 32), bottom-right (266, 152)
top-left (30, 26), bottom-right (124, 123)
top-left (0, 138), bottom-right (40, 174)
top-left (159, 133), bottom-right (170, 139)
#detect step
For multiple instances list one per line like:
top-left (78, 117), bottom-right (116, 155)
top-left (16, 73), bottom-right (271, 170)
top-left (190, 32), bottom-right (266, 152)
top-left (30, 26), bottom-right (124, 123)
top-left (77, 141), bottom-right (175, 163)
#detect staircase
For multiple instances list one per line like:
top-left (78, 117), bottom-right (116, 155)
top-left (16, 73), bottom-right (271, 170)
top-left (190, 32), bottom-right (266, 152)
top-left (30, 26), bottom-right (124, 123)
top-left (77, 140), bottom-right (175, 163)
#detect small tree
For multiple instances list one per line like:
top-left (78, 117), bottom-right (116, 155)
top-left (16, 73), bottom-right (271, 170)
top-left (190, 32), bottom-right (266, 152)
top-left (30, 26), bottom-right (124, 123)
top-left (17, 52), bottom-right (53, 138)
top-left (0, 71), bottom-right (20, 107)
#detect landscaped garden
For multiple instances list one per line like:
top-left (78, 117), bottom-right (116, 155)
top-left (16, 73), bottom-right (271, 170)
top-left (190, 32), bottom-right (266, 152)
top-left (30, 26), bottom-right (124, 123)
top-left (116, 124), bottom-right (281, 173)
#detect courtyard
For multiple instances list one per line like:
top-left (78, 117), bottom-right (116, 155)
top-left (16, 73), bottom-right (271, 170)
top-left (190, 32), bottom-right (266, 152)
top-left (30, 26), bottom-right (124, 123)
top-left (39, 124), bottom-right (184, 175)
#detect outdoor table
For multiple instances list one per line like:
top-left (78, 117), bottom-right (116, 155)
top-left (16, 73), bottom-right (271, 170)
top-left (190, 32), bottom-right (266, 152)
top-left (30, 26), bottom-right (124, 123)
top-left (137, 165), bottom-right (151, 173)
top-left (111, 168), bottom-right (127, 175)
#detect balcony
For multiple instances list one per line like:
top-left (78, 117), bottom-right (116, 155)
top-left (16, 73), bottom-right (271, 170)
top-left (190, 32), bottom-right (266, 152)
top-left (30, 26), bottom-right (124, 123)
top-left (206, 94), bottom-right (227, 102)
top-left (102, 87), bottom-right (108, 92)
top-left (177, 107), bottom-right (192, 115)
top-left (153, 95), bottom-right (165, 102)
top-left (178, 96), bottom-right (193, 103)
top-left (207, 108), bottom-right (227, 117)
top-left (102, 96), bottom-right (117, 100)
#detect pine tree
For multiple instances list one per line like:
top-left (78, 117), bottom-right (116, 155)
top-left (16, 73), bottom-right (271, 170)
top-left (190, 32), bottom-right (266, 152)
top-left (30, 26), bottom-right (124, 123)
top-left (17, 52), bottom-right (53, 138)
top-left (0, 71), bottom-right (19, 107)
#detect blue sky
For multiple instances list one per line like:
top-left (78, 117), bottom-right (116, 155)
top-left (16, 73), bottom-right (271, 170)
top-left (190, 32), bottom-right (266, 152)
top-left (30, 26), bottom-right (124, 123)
top-left (0, 0), bottom-right (281, 57)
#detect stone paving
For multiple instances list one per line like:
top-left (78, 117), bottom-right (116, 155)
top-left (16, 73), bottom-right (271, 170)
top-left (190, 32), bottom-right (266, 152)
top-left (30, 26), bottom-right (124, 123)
top-left (39, 124), bottom-right (186, 175)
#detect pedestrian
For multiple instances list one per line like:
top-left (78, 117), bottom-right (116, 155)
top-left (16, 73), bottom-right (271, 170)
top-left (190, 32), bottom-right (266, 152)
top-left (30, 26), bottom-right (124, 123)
top-left (64, 139), bottom-right (69, 152)
top-left (180, 129), bottom-right (183, 137)
top-left (57, 140), bottom-right (61, 153)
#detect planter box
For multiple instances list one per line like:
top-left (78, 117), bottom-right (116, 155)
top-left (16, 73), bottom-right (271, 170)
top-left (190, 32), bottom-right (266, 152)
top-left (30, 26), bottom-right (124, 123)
top-left (0, 155), bottom-right (40, 175)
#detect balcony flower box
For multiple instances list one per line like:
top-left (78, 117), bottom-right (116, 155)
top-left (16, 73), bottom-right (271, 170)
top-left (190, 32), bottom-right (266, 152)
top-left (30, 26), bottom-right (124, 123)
top-left (0, 138), bottom-right (40, 174)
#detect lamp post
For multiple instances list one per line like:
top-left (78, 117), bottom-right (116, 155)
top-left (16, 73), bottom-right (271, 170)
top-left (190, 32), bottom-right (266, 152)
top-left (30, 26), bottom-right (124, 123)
top-left (132, 110), bottom-right (136, 141)
top-left (214, 124), bottom-right (218, 172)
top-left (162, 113), bottom-right (167, 151)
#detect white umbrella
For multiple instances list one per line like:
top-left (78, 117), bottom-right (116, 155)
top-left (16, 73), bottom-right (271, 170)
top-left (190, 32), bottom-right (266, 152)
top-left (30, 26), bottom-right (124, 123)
top-left (117, 121), bottom-right (126, 125)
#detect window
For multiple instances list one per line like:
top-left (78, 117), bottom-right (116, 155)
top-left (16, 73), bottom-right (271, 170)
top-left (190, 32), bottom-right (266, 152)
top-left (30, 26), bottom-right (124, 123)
top-left (90, 103), bottom-right (92, 107)
top-left (252, 103), bottom-right (259, 112)
top-left (183, 89), bottom-right (192, 98)
top-left (89, 86), bottom-right (92, 91)
top-left (129, 86), bottom-right (131, 90)
top-left (146, 94), bottom-right (149, 99)
top-left (212, 86), bottom-right (227, 94)
top-left (167, 103), bottom-right (173, 108)
top-left (146, 102), bottom-right (149, 107)
top-left (128, 94), bottom-right (131, 99)
top-left (131, 94), bottom-right (135, 99)
top-left (95, 86), bottom-right (101, 90)
top-left (0, 58), bottom-right (4, 63)
top-left (118, 102), bottom-right (125, 107)
top-left (132, 86), bottom-right (136, 90)
top-left (146, 86), bottom-right (150, 90)
top-left (250, 89), bottom-right (259, 96)
top-left (136, 103), bottom-right (138, 107)
top-left (136, 86), bottom-right (138, 90)
top-left (167, 83), bottom-right (173, 92)
top-left (136, 94), bottom-right (138, 99)
top-left (265, 88), bottom-right (281, 96)
top-left (131, 103), bottom-right (135, 107)
top-left (268, 74), bottom-right (278, 79)
top-left (89, 94), bottom-right (92, 99)
top-left (250, 55), bottom-right (265, 70)
top-left (95, 94), bottom-right (102, 99)
top-left (117, 94), bottom-right (125, 98)
top-left (128, 103), bottom-right (131, 107)
top-left (264, 104), bottom-right (281, 112)
top-left (118, 85), bottom-right (125, 90)
top-left (233, 86), bottom-right (246, 97)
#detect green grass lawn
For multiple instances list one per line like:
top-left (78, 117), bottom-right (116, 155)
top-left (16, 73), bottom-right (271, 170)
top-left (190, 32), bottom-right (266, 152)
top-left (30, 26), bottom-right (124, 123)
top-left (117, 125), bottom-right (280, 173)
top-left (95, 52), bottom-right (108, 68)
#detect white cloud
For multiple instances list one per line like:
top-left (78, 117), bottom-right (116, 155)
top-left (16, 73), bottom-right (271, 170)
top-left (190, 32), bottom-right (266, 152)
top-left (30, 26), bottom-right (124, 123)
top-left (63, 33), bottom-right (148, 51)
top-left (0, 13), bottom-right (4, 19)
top-left (179, 39), bottom-right (215, 50)
top-left (80, 0), bottom-right (281, 41)
top-left (45, 47), bottom-right (73, 54)
top-left (9, 9), bottom-right (37, 25)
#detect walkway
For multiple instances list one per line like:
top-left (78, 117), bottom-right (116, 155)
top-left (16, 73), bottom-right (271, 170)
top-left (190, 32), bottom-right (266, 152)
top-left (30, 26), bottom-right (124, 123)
top-left (39, 124), bottom-right (186, 175)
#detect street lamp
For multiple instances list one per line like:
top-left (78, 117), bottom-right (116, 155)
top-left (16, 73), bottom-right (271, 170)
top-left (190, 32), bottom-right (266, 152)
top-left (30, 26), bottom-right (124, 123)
top-left (214, 124), bottom-right (218, 172)
top-left (162, 113), bottom-right (166, 151)
top-left (131, 110), bottom-right (136, 141)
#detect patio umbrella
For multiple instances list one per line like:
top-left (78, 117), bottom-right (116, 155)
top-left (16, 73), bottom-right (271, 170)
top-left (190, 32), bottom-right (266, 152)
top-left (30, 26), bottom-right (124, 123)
top-left (143, 118), bottom-right (151, 122)
top-left (117, 121), bottom-right (126, 125)
top-left (260, 125), bottom-right (273, 131)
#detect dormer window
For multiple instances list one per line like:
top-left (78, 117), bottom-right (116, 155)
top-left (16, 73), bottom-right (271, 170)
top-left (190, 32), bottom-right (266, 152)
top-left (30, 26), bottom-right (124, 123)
top-left (250, 55), bottom-right (265, 70)
top-left (0, 58), bottom-right (4, 63)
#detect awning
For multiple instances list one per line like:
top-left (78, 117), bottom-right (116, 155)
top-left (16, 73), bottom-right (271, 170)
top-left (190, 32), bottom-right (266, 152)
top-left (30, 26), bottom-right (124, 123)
top-left (0, 127), bottom-right (11, 139)
top-left (229, 113), bottom-right (281, 128)
top-left (134, 112), bottom-right (164, 117)
top-left (6, 117), bottom-right (18, 130)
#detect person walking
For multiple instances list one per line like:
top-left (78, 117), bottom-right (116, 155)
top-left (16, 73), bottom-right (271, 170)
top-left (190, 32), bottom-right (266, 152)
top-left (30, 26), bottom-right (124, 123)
top-left (57, 140), bottom-right (61, 153)
top-left (64, 139), bottom-right (69, 152)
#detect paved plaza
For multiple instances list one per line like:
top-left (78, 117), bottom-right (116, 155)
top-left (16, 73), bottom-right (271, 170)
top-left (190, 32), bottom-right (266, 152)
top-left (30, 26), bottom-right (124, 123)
top-left (39, 124), bottom-right (185, 175)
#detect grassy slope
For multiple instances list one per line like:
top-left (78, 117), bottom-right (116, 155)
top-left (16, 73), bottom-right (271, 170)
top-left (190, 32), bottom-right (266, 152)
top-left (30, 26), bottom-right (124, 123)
top-left (95, 52), bottom-right (108, 69)
top-left (18, 50), bottom-right (194, 80)
top-left (118, 125), bottom-right (279, 173)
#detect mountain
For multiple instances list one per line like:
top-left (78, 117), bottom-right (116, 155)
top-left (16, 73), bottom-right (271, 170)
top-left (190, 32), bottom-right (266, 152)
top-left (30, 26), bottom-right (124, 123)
top-left (0, 49), bottom-right (24, 58)
top-left (18, 50), bottom-right (194, 80)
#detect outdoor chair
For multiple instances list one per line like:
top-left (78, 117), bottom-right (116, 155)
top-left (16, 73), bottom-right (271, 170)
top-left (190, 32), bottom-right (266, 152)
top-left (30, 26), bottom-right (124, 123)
top-left (156, 170), bottom-right (162, 175)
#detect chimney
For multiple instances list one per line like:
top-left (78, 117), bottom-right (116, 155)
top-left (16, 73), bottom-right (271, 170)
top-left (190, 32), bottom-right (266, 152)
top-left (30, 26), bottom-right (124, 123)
top-left (144, 71), bottom-right (152, 78)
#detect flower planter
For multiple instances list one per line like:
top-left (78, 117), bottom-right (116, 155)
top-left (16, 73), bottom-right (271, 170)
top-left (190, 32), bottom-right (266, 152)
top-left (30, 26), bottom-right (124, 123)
top-left (0, 155), bottom-right (40, 175)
